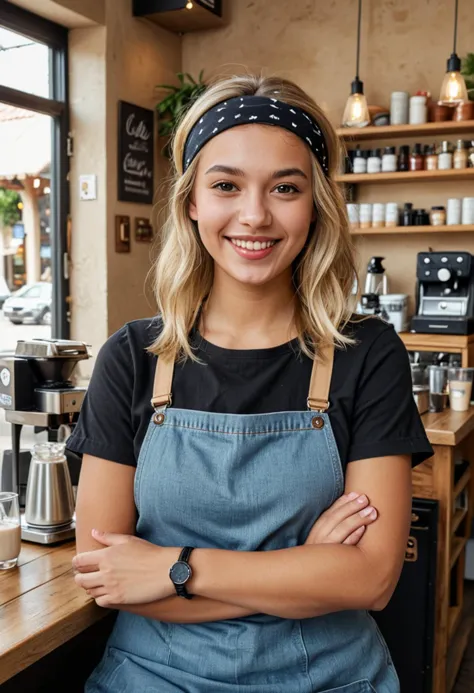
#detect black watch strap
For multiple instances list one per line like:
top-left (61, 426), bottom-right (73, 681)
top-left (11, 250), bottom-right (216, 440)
top-left (173, 546), bottom-right (194, 600)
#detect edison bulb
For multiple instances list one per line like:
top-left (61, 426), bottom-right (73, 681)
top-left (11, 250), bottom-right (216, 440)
top-left (186, 1), bottom-right (193, 8)
top-left (342, 92), bottom-right (370, 128)
top-left (439, 71), bottom-right (468, 105)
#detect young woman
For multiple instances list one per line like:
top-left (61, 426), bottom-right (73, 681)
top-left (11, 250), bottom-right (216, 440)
top-left (69, 74), bottom-right (433, 692)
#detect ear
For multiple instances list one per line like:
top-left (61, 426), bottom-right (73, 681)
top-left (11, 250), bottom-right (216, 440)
top-left (188, 196), bottom-right (198, 221)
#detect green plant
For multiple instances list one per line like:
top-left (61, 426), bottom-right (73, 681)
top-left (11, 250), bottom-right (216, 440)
top-left (461, 53), bottom-right (474, 101)
top-left (0, 187), bottom-right (21, 228)
top-left (156, 71), bottom-right (207, 156)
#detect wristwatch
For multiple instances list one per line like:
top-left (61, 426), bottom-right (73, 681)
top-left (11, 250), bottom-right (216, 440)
top-left (169, 546), bottom-right (195, 599)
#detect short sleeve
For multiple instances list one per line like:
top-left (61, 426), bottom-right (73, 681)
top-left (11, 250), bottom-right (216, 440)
top-left (66, 326), bottom-right (137, 466)
top-left (347, 326), bottom-right (433, 468)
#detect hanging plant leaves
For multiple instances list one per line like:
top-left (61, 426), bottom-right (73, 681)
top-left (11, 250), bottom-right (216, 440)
top-left (156, 71), bottom-right (207, 157)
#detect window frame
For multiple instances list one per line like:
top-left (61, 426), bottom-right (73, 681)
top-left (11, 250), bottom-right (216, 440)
top-left (0, 0), bottom-right (70, 338)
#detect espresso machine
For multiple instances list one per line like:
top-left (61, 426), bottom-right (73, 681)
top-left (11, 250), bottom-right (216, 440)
top-left (411, 251), bottom-right (474, 335)
top-left (0, 339), bottom-right (90, 543)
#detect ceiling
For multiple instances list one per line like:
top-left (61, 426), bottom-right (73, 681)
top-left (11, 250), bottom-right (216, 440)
top-left (7, 0), bottom-right (102, 28)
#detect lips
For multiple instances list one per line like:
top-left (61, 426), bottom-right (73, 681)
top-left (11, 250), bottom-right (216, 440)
top-left (225, 236), bottom-right (280, 260)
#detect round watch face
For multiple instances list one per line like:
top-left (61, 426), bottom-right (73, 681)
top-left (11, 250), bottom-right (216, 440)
top-left (170, 560), bottom-right (192, 585)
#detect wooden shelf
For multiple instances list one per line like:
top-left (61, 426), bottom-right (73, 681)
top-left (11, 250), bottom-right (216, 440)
top-left (450, 536), bottom-right (468, 569)
top-left (336, 168), bottom-right (474, 185)
top-left (453, 468), bottom-right (471, 501)
top-left (336, 120), bottom-right (474, 141)
top-left (447, 607), bottom-right (474, 693)
top-left (351, 224), bottom-right (474, 236)
top-left (449, 604), bottom-right (463, 641)
top-left (452, 507), bottom-right (468, 535)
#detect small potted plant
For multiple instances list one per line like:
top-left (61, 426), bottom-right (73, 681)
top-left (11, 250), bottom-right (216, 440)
top-left (155, 71), bottom-right (207, 157)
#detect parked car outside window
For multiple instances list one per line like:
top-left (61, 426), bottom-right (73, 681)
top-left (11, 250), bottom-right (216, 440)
top-left (2, 281), bottom-right (52, 325)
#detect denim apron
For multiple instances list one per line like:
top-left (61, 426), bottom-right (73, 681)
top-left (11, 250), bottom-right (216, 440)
top-left (86, 343), bottom-right (400, 693)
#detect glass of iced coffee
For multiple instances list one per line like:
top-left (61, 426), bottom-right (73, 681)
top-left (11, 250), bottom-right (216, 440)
top-left (448, 368), bottom-right (474, 412)
top-left (0, 492), bottom-right (21, 570)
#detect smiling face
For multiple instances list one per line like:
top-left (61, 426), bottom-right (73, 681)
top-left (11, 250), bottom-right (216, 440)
top-left (188, 124), bottom-right (315, 287)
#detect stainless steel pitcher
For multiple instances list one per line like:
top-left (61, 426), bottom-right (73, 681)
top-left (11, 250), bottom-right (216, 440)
top-left (25, 443), bottom-right (75, 528)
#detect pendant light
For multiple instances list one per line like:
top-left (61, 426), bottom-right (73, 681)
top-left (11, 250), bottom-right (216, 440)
top-left (439, 0), bottom-right (468, 105)
top-left (342, 0), bottom-right (370, 128)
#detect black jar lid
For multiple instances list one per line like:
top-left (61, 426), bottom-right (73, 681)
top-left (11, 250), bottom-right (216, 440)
top-left (399, 145), bottom-right (410, 154)
top-left (412, 143), bottom-right (423, 154)
top-left (369, 148), bottom-right (381, 157)
top-left (431, 206), bottom-right (446, 211)
top-left (384, 146), bottom-right (396, 154)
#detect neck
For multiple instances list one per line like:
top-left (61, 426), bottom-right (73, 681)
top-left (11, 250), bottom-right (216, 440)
top-left (200, 267), bottom-right (297, 349)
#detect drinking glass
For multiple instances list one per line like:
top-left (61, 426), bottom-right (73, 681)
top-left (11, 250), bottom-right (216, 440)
top-left (448, 368), bottom-right (474, 412)
top-left (0, 492), bottom-right (21, 570)
top-left (428, 366), bottom-right (448, 412)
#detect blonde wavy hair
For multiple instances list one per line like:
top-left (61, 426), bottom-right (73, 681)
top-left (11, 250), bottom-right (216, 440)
top-left (148, 74), bottom-right (358, 362)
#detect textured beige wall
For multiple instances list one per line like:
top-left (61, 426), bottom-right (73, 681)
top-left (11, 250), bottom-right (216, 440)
top-left (68, 0), bottom-right (180, 374)
top-left (104, 1), bottom-right (181, 336)
top-left (69, 25), bottom-right (108, 376)
top-left (183, 0), bottom-right (474, 312)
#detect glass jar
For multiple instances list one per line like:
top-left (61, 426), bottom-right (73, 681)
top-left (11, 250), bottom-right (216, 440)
top-left (438, 141), bottom-right (453, 170)
top-left (447, 198), bottom-right (462, 225)
top-left (367, 149), bottom-right (382, 174)
top-left (414, 209), bottom-right (428, 226)
top-left (359, 203), bottom-right (372, 228)
top-left (353, 148), bottom-right (367, 174)
top-left (403, 202), bottom-right (414, 226)
top-left (390, 91), bottom-right (409, 125)
top-left (372, 203), bottom-right (385, 228)
top-left (382, 146), bottom-right (397, 172)
top-left (385, 202), bottom-right (399, 228)
top-left (453, 139), bottom-right (468, 169)
top-left (430, 206), bottom-right (446, 226)
top-left (409, 95), bottom-right (427, 125)
top-left (346, 203), bottom-right (359, 230)
top-left (398, 145), bottom-right (410, 172)
top-left (462, 198), bottom-right (474, 225)
top-left (410, 143), bottom-right (424, 171)
top-left (424, 144), bottom-right (438, 171)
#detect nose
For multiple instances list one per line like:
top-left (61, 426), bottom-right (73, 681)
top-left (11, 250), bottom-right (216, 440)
top-left (238, 190), bottom-right (272, 230)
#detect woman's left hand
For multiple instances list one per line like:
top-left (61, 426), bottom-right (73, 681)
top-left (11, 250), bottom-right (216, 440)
top-left (72, 530), bottom-right (179, 607)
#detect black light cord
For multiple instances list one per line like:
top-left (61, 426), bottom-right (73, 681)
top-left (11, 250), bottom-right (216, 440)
top-left (453, 0), bottom-right (458, 55)
top-left (355, 0), bottom-right (362, 79)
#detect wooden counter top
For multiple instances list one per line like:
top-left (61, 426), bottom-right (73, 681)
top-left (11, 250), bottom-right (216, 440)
top-left (422, 406), bottom-right (474, 447)
top-left (0, 541), bottom-right (105, 685)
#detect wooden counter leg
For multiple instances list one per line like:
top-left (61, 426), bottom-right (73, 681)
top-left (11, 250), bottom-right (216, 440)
top-left (431, 444), bottom-right (454, 693)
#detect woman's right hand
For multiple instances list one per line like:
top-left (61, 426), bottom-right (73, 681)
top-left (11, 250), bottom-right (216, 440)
top-left (305, 493), bottom-right (378, 546)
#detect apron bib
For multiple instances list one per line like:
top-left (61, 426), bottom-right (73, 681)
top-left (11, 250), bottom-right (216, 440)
top-left (86, 343), bottom-right (399, 692)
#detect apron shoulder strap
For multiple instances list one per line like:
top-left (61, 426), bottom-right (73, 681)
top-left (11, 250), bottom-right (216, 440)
top-left (307, 342), bottom-right (335, 412)
top-left (151, 355), bottom-right (175, 409)
top-left (151, 341), bottom-right (335, 412)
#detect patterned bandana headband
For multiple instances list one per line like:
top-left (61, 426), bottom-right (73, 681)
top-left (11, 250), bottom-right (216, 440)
top-left (183, 95), bottom-right (329, 175)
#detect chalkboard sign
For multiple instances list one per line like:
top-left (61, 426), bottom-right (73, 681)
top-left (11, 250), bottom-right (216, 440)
top-left (118, 101), bottom-right (154, 204)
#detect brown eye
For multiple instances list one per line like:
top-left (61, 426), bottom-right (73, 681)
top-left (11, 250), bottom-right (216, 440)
top-left (275, 184), bottom-right (299, 194)
top-left (213, 182), bottom-right (236, 192)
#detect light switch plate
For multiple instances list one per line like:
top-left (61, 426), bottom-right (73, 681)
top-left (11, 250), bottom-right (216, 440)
top-left (79, 174), bottom-right (97, 200)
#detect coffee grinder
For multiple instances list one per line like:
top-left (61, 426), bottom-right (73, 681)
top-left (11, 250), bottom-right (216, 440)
top-left (0, 339), bottom-right (91, 543)
top-left (411, 251), bottom-right (474, 335)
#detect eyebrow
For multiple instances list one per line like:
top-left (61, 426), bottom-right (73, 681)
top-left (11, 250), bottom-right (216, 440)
top-left (204, 165), bottom-right (308, 180)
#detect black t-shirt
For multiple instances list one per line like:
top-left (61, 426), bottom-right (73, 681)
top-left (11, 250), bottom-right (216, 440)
top-left (67, 316), bottom-right (433, 471)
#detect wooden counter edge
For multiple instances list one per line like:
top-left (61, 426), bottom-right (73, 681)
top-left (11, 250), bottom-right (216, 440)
top-left (422, 407), bottom-right (474, 447)
top-left (0, 588), bottom-right (108, 685)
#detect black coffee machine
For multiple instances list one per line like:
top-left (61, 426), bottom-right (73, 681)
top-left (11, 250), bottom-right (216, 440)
top-left (0, 339), bottom-right (90, 541)
top-left (411, 251), bottom-right (474, 335)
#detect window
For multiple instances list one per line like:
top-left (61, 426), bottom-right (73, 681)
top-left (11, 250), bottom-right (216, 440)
top-left (0, 0), bottom-right (69, 346)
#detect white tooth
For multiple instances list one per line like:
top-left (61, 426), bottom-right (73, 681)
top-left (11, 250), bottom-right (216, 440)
top-left (254, 241), bottom-right (262, 250)
top-left (246, 241), bottom-right (253, 250)
top-left (235, 239), bottom-right (240, 247)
